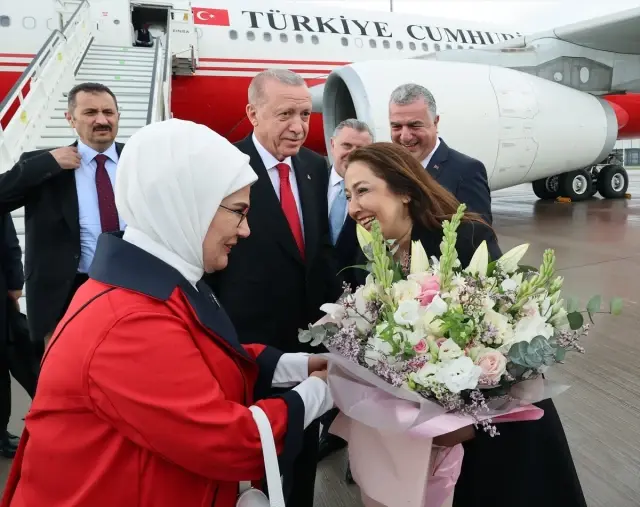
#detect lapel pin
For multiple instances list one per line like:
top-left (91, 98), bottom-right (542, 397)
top-left (307, 174), bottom-right (311, 180)
top-left (433, 164), bottom-right (439, 170)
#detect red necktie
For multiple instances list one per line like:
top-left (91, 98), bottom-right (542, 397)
top-left (94, 154), bottom-right (120, 233)
top-left (276, 163), bottom-right (304, 259)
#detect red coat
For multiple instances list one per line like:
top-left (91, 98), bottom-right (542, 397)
top-left (1, 234), bottom-right (305, 507)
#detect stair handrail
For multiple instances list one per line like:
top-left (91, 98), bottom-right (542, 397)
top-left (0, 0), bottom-right (93, 171)
top-left (146, 37), bottom-right (165, 125)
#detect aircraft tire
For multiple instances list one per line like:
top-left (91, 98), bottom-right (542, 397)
top-left (559, 169), bottom-right (593, 202)
top-left (532, 176), bottom-right (559, 200)
top-left (597, 165), bottom-right (629, 199)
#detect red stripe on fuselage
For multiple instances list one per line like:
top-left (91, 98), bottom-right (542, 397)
top-left (199, 57), bottom-right (350, 66)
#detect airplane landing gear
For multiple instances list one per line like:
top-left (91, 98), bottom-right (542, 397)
top-left (532, 160), bottom-right (629, 201)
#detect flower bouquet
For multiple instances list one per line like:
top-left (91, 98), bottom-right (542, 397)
top-left (299, 203), bottom-right (622, 507)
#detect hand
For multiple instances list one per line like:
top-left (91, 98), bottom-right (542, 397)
top-left (7, 290), bottom-right (22, 301)
top-left (433, 425), bottom-right (476, 447)
top-left (308, 355), bottom-right (328, 376)
top-left (50, 147), bottom-right (81, 170)
top-left (310, 370), bottom-right (328, 382)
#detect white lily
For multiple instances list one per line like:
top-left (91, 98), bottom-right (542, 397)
top-left (465, 240), bottom-right (489, 276)
top-left (497, 243), bottom-right (529, 273)
top-left (410, 240), bottom-right (430, 274)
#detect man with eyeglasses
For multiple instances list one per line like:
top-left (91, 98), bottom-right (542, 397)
top-left (203, 69), bottom-right (340, 507)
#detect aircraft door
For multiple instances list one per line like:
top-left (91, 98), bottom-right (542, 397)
top-left (170, 8), bottom-right (198, 64)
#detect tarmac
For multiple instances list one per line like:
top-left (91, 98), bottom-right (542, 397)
top-left (2, 174), bottom-right (640, 507)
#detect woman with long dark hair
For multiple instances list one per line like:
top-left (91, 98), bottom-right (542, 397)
top-left (343, 142), bottom-right (587, 507)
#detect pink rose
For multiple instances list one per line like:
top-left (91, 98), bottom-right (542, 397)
top-left (413, 338), bottom-right (428, 354)
top-left (435, 337), bottom-right (447, 348)
top-left (474, 350), bottom-right (507, 385)
top-left (417, 275), bottom-right (440, 306)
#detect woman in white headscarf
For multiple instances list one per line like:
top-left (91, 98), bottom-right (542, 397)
top-left (1, 119), bottom-right (334, 507)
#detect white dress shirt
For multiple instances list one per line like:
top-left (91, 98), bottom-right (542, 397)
top-left (75, 140), bottom-right (126, 273)
top-left (421, 137), bottom-right (441, 169)
top-left (251, 134), bottom-right (305, 237)
top-left (327, 165), bottom-right (348, 226)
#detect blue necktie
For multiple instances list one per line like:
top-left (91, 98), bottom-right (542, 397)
top-left (329, 180), bottom-right (347, 245)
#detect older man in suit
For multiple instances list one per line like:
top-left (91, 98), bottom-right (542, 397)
top-left (0, 82), bottom-right (124, 360)
top-left (389, 83), bottom-right (493, 224)
top-left (204, 69), bottom-right (341, 507)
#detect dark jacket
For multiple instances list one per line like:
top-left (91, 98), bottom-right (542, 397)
top-left (426, 139), bottom-right (493, 225)
top-left (0, 213), bottom-right (24, 339)
top-left (0, 143), bottom-right (124, 351)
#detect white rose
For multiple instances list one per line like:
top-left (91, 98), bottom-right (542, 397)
top-left (392, 280), bottom-right (421, 303)
top-left (501, 278), bottom-right (517, 292)
top-left (434, 356), bottom-right (483, 393)
top-left (438, 338), bottom-right (463, 361)
top-left (394, 299), bottom-right (422, 326)
top-left (414, 362), bottom-right (440, 385)
top-left (425, 295), bottom-right (448, 316)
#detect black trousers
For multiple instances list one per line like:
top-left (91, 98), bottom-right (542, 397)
top-left (286, 419), bottom-right (320, 507)
top-left (0, 329), bottom-right (10, 437)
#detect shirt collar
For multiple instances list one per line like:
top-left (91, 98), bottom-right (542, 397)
top-left (421, 137), bottom-right (441, 168)
top-left (329, 166), bottom-right (343, 187)
top-left (77, 139), bottom-right (118, 165)
top-left (251, 133), bottom-right (293, 170)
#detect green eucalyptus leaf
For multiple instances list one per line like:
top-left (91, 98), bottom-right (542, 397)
top-left (610, 297), bottom-right (623, 316)
top-left (555, 347), bottom-right (567, 362)
top-left (567, 311), bottom-right (584, 330)
top-left (586, 295), bottom-right (601, 315)
top-left (566, 298), bottom-right (579, 314)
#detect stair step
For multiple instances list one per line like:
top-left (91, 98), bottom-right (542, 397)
top-left (86, 49), bottom-right (155, 58)
top-left (80, 61), bottom-right (155, 70)
top-left (57, 95), bottom-right (149, 105)
top-left (90, 45), bottom-right (155, 54)
top-left (76, 72), bottom-right (152, 83)
top-left (53, 106), bottom-right (149, 116)
top-left (36, 135), bottom-right (131, 149)
top-left (68, 84), bottom-right (151, 94)
top-left (83, 55), bottom-right (156, 64)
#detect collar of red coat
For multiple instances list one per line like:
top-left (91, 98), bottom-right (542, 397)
top-left (89, 232), bottom-right (252, 361)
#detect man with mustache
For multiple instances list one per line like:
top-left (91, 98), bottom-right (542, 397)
top-left (204, 69), bottom-right (341, 507)
top-left (0, 82), bottom-right (124, 362)
top-left (389, 83), bottom-right (493, 224)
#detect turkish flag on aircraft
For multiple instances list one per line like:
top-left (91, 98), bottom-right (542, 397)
top-left (192, 8), bottom-right (230, 26)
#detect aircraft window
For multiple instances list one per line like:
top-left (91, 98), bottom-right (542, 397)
top-left (457, 45), bottom-right (464, 49)
top-left (0, 15), bottom-right (10, 27)
top-left (446, 44), bottom-right (452, 49)
top-left (340, 37), bottom-right (348, 46)
top-left (409, 42), bottom-right (416, 51)
top-left (369, 39), bottom-right (376, 48)
top-left (311, 35), bottom-right (319, 44)
top-left (422, 43), bottom-right (428, 51)
top-left (263, 32), bottom-right (272, 42)
top-left (229, 30), bottom-right (238, 40)
top-left (296, 34), bottom-right (303, 43)
top-left (383, 40), bottom-right (390, 49)
top-left (23, 16), bottom-right (36, 29)
top-left (279, 33), bottom-right (288, 42)
top-left (246, 31), bottom-right (255, 41)
top-left (435, 43), bottom-right (441, 51)
top-left (396, 41), bottom-right (403, 50)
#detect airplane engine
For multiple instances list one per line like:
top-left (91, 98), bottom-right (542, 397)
top-left (322, 60), bottom-right (621, 191)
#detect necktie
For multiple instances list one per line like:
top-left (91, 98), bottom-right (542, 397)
top-left (276, 163), bottom-right (305, 259)
top-left (94, 154), bottom-right (120, 233)
top-left (329, 180), bottom-right (347, 245)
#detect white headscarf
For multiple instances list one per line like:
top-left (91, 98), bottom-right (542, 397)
top-left (115, 118), bottom-right (257, 286)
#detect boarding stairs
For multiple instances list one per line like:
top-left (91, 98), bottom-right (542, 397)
top-left (0, 0), bottom-right (172, 313)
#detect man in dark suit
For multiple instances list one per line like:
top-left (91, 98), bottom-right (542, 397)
top-left (389, 83), bottom-right (493, 224)
top-left (0, 82), bottom-right (124, 361)
top-left (203, 69), bottom-right (341, 507)
top-left (319, 118), bottom-right (373, 464)
top-left (0, 213), bottom-right (24, 457)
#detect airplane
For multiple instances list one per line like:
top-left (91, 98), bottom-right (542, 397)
top-left (1, 0), bottom-right (639, 202)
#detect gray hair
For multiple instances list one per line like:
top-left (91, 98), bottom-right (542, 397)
top-left (248, 69), bottom-right (307, 105)
top-left (332, 118), bottom-right (374, 140)
top-left (389, 83), bottom-right (437, 120)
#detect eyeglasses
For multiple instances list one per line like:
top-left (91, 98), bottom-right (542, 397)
top-left (219, 205), bottom-right (249, 227)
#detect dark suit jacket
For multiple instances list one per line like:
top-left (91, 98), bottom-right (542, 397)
top-left (353, 219), bottom-right (502, 286)
top-left (0, 141), bottom-right (124, 348)
top-left (0, 213), bottom-right (24, 340)
top-left (333, 216), bottom-right (359, 291)
top-left (203, 135), bottom-right (341, 353)
top-left (426, 139), bottom-right (493, 225)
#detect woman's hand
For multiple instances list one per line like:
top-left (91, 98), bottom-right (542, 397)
top-left (433, 425), bottom-right (476, 447)
top-left (308, 355), bottom-right (328, 376)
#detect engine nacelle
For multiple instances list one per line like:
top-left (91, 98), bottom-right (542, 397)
top-left (322, 59), bottom-right (619, 190)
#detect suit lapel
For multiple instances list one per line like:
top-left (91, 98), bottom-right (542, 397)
top-left (292, 152), bottom-right (319, 264)
top-left (241, 137), bottom-right (305, 265)
top-left (60, 141), bottom-right (80, 238)
top-left (426, 139), bottom-right (449, 182)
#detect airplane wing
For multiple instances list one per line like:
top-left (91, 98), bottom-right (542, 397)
top-left (501, 6), bottom-right (640, 55)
